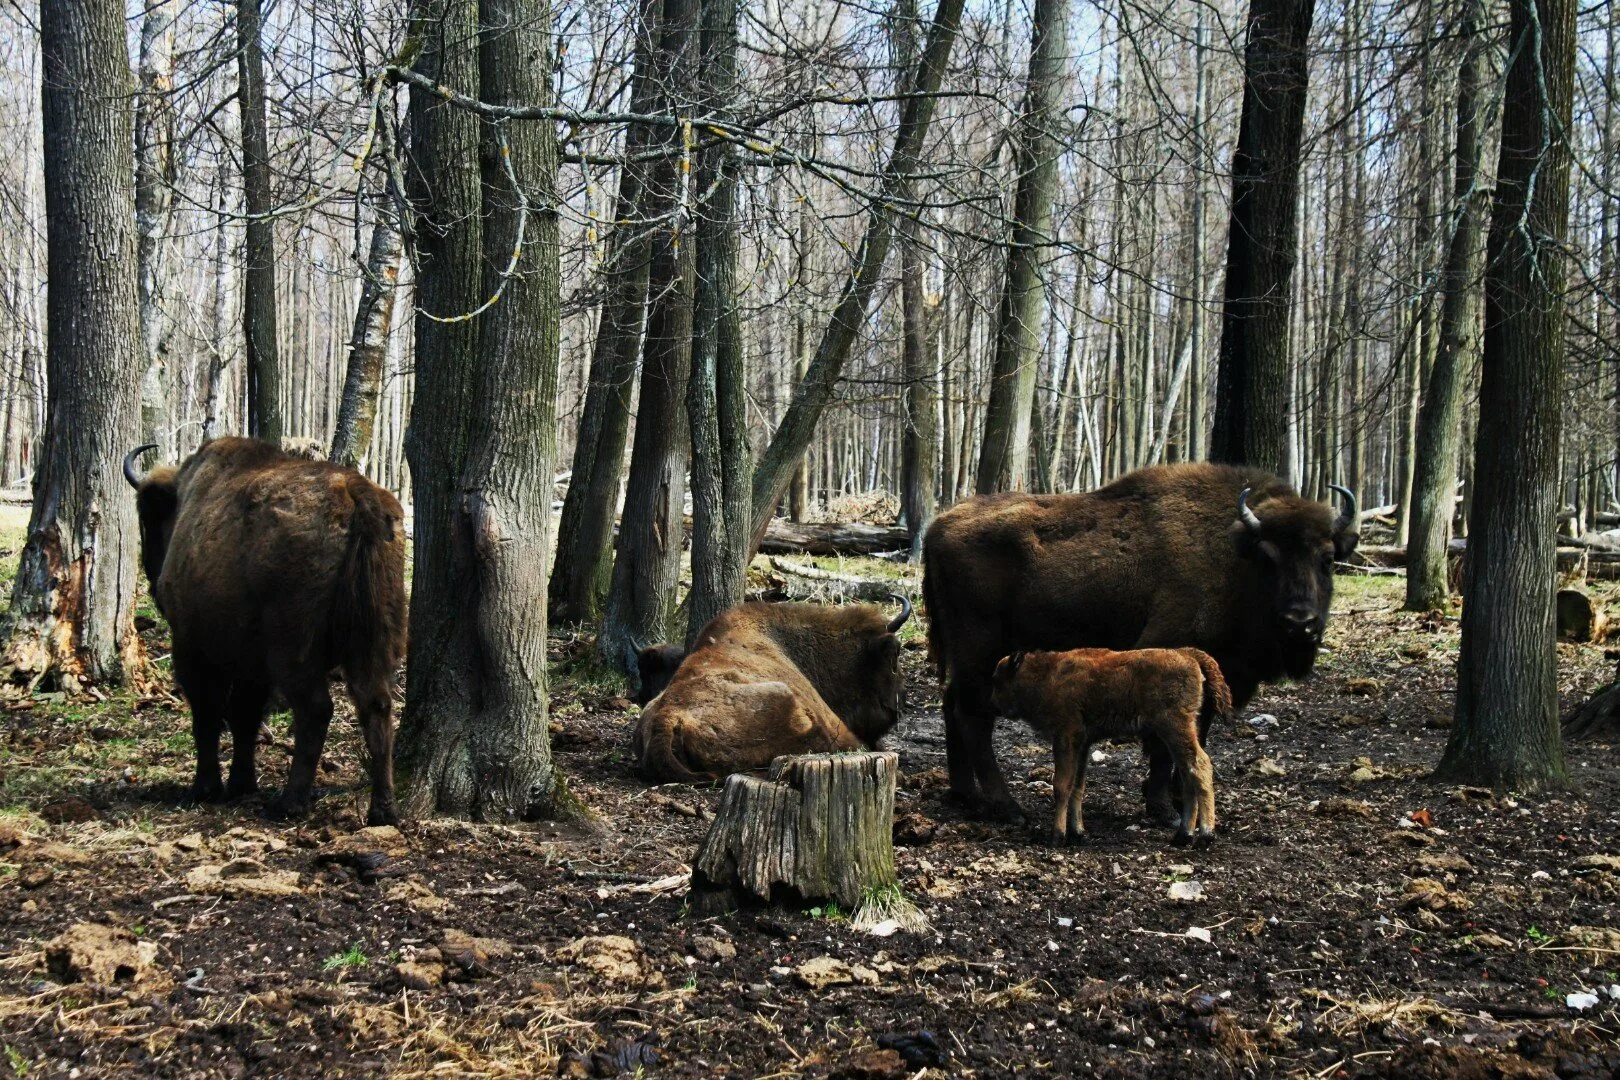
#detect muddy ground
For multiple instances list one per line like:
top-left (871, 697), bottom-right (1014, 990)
top-left (2, 571), bottom-right (1620, 1077)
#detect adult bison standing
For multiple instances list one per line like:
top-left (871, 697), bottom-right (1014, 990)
top-left (125, 438), bottom-right (406, 824)
top-left (923, 463), bottom-right (1358, 823)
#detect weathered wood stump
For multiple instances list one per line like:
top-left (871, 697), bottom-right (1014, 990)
top-left (689, 751), bottom-right (924, 930)
top-left (1566, 657), bottom-right (1620, 742)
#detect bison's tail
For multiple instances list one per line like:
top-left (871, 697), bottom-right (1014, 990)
top-left (922, 543), bottom-right (947, 682)
top-left (333, 487), bottom-right (406, 686)
top-left (635, 713), bottom-right (711, 785)
top-left (1190, 650), bottom-right (1233, 730)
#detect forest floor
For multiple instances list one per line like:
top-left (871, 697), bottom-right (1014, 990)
top-left (2, 528), bottom-right (1620, 1076)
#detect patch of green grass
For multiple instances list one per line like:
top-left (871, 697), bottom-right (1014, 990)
top-left (1527, 926), bottom-right (1553, 944)
top-left (4, 1044), bottom-right (30, 1077)
top-left (322, 943), bottom-right (369, 972)
top-left (806, 901), bottom-right (845, 921)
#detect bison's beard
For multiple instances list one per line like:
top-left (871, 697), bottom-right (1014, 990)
top-left (1280, 637), bottom-right (1320, 680)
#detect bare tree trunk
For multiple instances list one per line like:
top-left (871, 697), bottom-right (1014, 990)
top-left (599, 0), bottom-right (702, 673)
top-left (238, 0), bottom-right (283, 442)
top-left (1436, 0), bottom-right (1575, 791)
top-left (396, 0), bottom-right (484, 805)
top-left (397, 0), bottom-right (572, 820)
top-left (202, 175), bottom-right (233, 443)
top-left (2, 0), bottom-right (142, 690)
top-left (746, 0), bottom-right (966, 552)
top-left (686, 0), bottom-right (750, 643)
top-left (974, 0), bottom-right (1067, 493)
top-left (135, 0), bottom-right (177, 457)
top-left (548, 0), bottom-right (658, 623)
top-left (329, 209), bottom-right (403, 470)
top-left (1405, 0), bottom-right (1490, 612)
top-left (1209, 0), bottom-right (1315, 472)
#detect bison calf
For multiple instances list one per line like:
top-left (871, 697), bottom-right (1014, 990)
top-left (126, 438), bottom-right (406, 825)
top-left (990, 648), bottom-right (1231, 848)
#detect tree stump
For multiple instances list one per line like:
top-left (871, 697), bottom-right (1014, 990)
top-left (690, 751), bottom-right (925, 930)
top-left (1556, 589), bottom-right (1609, 643)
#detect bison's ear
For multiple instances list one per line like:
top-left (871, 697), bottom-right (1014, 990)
top-left (870, 632), bottom-right (901, 667)
top-left (1333, 526), bottom-right (1360, 561)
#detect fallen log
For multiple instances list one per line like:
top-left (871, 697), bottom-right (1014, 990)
top-left (767, 557), bottom-right (913, 604)
top-left (1346, 541), bottom-right (1620, 581)
top-left (759, 520), bottom-right (913, 556)
top-left (689, 751), bottom-right (926, 931)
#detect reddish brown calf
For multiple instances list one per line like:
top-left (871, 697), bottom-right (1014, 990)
top-left (991, 647), bottom-right (1231, 847)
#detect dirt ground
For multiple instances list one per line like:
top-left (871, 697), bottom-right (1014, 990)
top-left (2, 570), bottom-right (1620, 1077)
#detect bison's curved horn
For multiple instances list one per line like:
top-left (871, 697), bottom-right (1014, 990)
top-left (123, 444), bottom-right (158, 490)
top-left (1328, 483), bottom-right (1358, 533)
top-left (1236, 487), bottom-right (1263, 534)
top-left (886, 592), bottom-right (912, 634)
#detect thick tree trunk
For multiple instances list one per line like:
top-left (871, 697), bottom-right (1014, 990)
top-left (746, 0), bottom-right (966, 552)
top-left (398, 0), bottom-right (571, 820)
top-left (974, 0), bottom-right (1064, 494)
top-left (135, 0), bottom-right (177, 458)
top-left (2, 0), bottom-right (142, 690)
top-left (330, 210), bottom-right (404, 470)
top-left (1209, 0), bottom-right (1315, 472)
top-left (396, 0), bottom-right (485, 806)
top-left (1436, 0), bottom-right (1575, 791)
top-left (685, 0), bottom-right (751, 645)
top-left (548, 0), bottom-right (658, 624)
top-left (1405, 0), bottom-right (1490, 612)
top-left (238, 0), bottom-right (283, 442)
top-left (599, 0), bottom-right (702, 673)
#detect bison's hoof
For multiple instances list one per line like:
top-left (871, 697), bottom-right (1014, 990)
top-left (1170, 828), bottom-right (1193, 848)
top-left (225, 779), bottom-right (258, 800)
top-left (263, 798), bottom-right (310, 822)
top-left (1193, 829), bottom-right (1216, 849)
top-left (1145, 802), bottom-right (1181, 828)
top-left (1046, 829), bottom-right (1087, 848)
top-left (367, 805), bottom-right (400, 827)
top-left (189, 780), bottom-right (225, 804)
top-left (978, 798), bottom-right (1026, 824)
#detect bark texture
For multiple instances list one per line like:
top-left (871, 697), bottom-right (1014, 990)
top-left (136, 0), bottom-right (178, 456)
top-left (685, 0), bottom-right (751, 644)
top-left (1405, 0), bottom-right (1491, 612)
top-left (1436, 0), bottom-right (1575, 790)
top-left (238, 0), bottom-right (283, 441)
top-left (599, 0), bottom-right (701, 673)
top-left (2, 0), bottom-right (143, 689)
top-left (1209, 0), bottom-right (1315, 472)
top-left (548, 0), bottom-right (658, 624)
top-left (329, 212), bottom-right (404, 470)
top-left (975, 0), bottom-right (1067, 493)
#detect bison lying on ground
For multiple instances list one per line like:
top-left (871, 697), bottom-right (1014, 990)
top-left (924, 462), bottom-right (1358, 824)
top-left (991, 647), bottom-right (1231, 847)
top-left (125, 438), bottom-right (406, 824)
top-left (633, 643), bottom-right (687, 707)
top-left (633, 598), bottom-right (910, 782)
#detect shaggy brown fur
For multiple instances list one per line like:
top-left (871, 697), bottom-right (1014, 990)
top-left (924, 462), bottom-right (1357, 824)
top-left (991, 647), bottom-right (1232, 847)
top-left (632, 601), bottom-right (908, 782)
top-left (127, 438), bottom-right (407, 825)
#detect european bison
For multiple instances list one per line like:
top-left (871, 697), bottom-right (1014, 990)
top-left (125, 437), bottom-right (407, 824)
top-left (991, 647), bottom-right (1231, 848)
top-left (923, 462), bottom-right (1358, 823)
top-left (633, 643), bottom-right (687, 707)
top-left (633, 598), bottom-right (910, 782)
